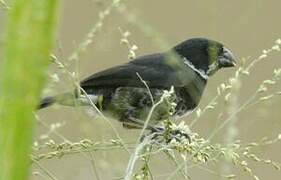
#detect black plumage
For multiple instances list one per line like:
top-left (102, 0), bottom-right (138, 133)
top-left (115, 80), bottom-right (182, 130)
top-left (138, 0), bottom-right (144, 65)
top-left (39, 38), bottom-right (236, 129)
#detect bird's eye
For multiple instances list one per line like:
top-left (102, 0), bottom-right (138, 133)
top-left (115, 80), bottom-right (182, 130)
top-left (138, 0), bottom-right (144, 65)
top-left (220, 46), bottom-right (226, 54)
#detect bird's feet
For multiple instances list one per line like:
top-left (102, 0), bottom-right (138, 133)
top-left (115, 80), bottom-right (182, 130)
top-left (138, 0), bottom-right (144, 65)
top-left (142, 121), bottom-right (192, 144)
top-left (122, 117), bottom-right (192, 145)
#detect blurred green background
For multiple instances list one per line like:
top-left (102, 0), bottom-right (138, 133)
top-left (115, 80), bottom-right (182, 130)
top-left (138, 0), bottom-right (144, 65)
top-left (2, 0), bottom-right (281, 179)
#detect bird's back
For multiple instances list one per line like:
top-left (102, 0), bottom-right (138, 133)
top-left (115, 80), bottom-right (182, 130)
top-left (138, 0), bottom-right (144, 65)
top-left (79, 52), bottom-right (207, 127)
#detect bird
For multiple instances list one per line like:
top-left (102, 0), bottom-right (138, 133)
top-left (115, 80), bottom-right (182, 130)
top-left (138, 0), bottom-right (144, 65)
top-left (39, 38), bottom-right (236, 130)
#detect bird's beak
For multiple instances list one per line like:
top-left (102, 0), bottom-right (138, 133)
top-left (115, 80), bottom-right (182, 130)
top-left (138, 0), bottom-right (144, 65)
top-left (218, 47), bottom-right (236, 68)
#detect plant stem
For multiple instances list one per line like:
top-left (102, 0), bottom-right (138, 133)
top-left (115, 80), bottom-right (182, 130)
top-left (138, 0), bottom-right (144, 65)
top-left (0, 0), bottom-right (59, 179)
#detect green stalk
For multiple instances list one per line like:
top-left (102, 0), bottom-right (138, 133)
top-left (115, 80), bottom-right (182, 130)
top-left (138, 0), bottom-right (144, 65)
top-left (0, 0), bottom-right (59, 180)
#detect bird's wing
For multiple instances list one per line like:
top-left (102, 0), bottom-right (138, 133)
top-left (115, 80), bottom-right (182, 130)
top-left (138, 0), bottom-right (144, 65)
top-left (80, 53), bottom-right (202, 89)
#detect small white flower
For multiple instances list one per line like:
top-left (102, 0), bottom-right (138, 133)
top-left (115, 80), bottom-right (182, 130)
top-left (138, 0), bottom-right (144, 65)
top-left (258, 84), bottom-right (267, 93)
top-left (217, 87), bottom-right (221, 95)
top-left (50, 124), bottom-right (56, 130)
top-left (131, 45), bottom-right (138, 51)
top-left (278, 134), bottom-right (281, 140)
top-left (275, 38), bottom-right (281, 45)
top-left (171, 102), bottom-right (177, 107)
top-left (274, 69), bottom-right (281, 77)
top-left (241, 160), bottom-right (248, 166)
top-left (229, 78), bottom-right (236, 86)
top-left (206, 105), bottom-right (215, 110)
top-left (113, 0), bottom-right (121, 6)
top-left (272, 45), bottom-right (280, 51)
top-left (169, 86), bottom-right (175, 94)
top-left (171, 121), bottom-right (191, 135)
top-left (71, 72), bottom-right (76, 78)
top-left (39, 134), bottom-right (48, 140)
top-left (120, 38), bottom-right (128, 44)
top-left (181, 153), bottom-right (187, 161)
top-left (259, 95), bottom-right (273, 101)
top-left (263, 80), bottom-right (275, 85)
top-left (259, 54), bottom-right (267, 59)
top-left (196, 108), bottom-right (201, 118)
top-left (50, 73), bottom-right (59, 82)
top-left (123, 31), bottom-right (130, 37)
top-left (242, 70), bottom-right (250, 75)
top-left (220, 83), bottom-right (226, 91)
top-left (128, 50), bottom-right (136, 59)
top-left (33, 141), bottom-right (38, 147)
top-left (254, 175), bottom-right (260, 180)
top-left (55, 123), bottom-right (62, 128)
top-left (224, 93), bottom-right (231, 102)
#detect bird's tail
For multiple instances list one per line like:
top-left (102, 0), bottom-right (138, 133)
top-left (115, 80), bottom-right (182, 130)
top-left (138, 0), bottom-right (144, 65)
top-left (38, 96), bottom-right (56, 109)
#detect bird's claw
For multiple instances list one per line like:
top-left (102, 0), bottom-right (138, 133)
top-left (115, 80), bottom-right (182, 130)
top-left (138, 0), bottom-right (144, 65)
top-left (141, 125), bottom-right (192, 144)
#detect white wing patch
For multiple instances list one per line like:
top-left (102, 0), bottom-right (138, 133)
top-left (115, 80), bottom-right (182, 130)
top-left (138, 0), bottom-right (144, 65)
top-left (78, 94), bottom-right (99, 105)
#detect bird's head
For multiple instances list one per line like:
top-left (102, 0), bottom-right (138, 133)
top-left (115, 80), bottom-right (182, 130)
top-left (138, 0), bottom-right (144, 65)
top-left (173, 38), bottom-right (236, 77)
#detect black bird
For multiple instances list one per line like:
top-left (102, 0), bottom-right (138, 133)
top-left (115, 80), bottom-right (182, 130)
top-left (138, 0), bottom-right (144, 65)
top-left (39, 38), bottom-right (236, 129)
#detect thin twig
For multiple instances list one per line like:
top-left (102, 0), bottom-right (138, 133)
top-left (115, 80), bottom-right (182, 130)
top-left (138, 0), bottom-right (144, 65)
top-left (0, 0), bottom-right (10, 10)
top-left (136, 72), bottom-right (155, 105)
top-left (32, 159), bottom-right (58, 180)
top-left (88, 152), bottom-right (101, 180)
top-left (124, 81), bottom-right (173, 179)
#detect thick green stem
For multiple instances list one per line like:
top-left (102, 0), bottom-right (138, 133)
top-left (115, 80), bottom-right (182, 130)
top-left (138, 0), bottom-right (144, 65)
top-left (0, 0), bottom-right (59, 180)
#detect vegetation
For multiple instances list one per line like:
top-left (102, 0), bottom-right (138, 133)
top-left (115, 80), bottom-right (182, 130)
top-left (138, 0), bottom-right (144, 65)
top-left (0, 0), bottom-right (280, 180)
top-left (0, 0), bottom-right (59, 180)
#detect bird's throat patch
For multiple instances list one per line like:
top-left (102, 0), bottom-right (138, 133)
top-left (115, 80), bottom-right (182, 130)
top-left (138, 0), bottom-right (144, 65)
top-left (207, 43), bottom-right (220, 66)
